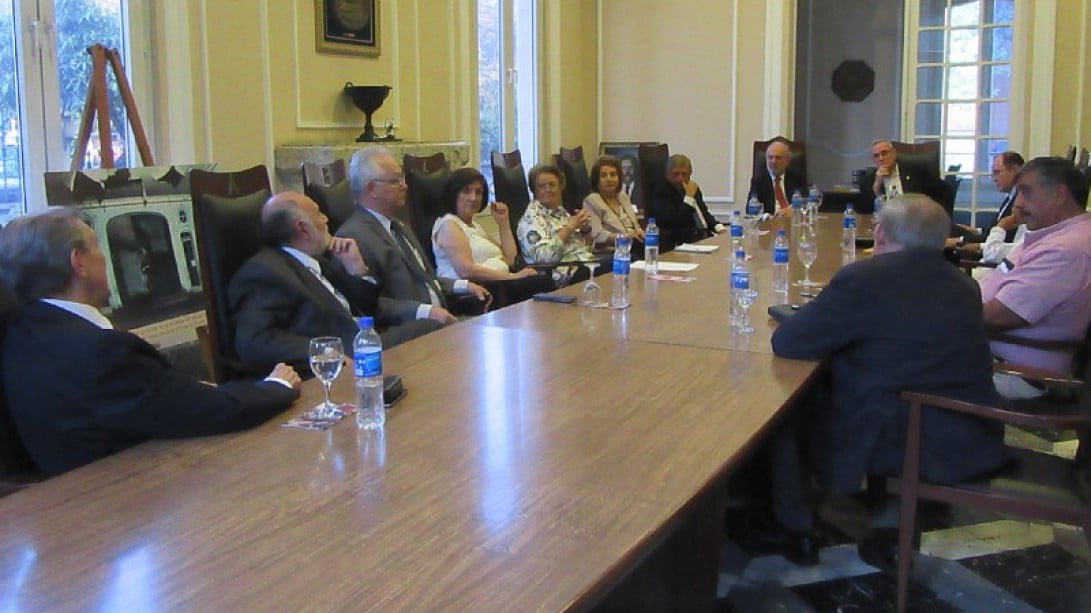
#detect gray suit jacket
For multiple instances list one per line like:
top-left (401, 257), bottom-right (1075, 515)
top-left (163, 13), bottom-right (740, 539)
top-left (336, 208), bottom-right (457, 307)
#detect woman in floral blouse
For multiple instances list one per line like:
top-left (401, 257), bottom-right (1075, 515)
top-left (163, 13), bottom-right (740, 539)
top-left (517, 164), bottom-right (598, 284)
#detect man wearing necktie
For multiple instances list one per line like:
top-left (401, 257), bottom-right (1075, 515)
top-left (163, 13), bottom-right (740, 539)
top-left (862, 139), bottom-right (947, 213)
top-left (957, 151), bottom-right (1025, 248)
top-left (649, 154), bottom-right (726, 251)
top-left (749, 140), bottom-right (806, 216)
top-left (337, 146), bottom-right (490, 316)
top-left (230, 192), bottom-right (443, 372)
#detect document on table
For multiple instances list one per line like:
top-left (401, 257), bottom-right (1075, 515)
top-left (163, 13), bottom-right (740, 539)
top-left (673, 243), bottom-right (720, 253)
top-left (631, 260), bottom-right (699, 272)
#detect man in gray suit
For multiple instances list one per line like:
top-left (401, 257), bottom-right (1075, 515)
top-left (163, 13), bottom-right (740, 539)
top-left (230, 192), bottom-right (442, 373)
top-left (336, 146), bottom-right (489, 318)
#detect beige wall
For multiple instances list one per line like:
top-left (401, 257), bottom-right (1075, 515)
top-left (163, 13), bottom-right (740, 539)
top-left (159, 0), bottom-right (1086, 193)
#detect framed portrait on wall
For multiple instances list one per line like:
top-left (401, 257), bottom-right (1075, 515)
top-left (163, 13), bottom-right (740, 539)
top-left (599, 142), bottom-right (659, 209)
top-left (316, 0), bottom-right (380, 57)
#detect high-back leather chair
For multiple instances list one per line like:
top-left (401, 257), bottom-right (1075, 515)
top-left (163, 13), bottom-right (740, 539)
top-left (403, 153), bottom-right (451, 267)
top-left (555, 145), bottom-right (592, 214)
top-left (302, 159), bottom-right (355, 234)
top-left (190, 165), bottom-right (271, 383)
top-left (1064, 144), bottom-right (1077, 163)
top-left (891, 140), bottom-right (941, 174)
top-left (637, 143), bottom-right (670, 217)
top-left (0, 284), bottom-right (41, 494)
top-left (1078, 147), bottom-right (1090, 174)
top-left (490, 149), bottom-right (531, 236)
top-left (752, 136), bottom-right (808, 188)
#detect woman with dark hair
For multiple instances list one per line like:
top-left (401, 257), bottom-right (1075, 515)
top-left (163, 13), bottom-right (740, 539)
top-left (583, 155), bottom-right (645, 258)
top-left (432, 168), bottom-right (551, 304)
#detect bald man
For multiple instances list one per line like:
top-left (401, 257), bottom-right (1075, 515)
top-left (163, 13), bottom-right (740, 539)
top-left (749, 141), bottom-right (806, 216)
top-left (229, 192), bottom-right (442, 373)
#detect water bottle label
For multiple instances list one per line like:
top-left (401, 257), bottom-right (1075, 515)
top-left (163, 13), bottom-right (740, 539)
top-left (731, 271), bottom-right (750, 290)
top-left (613, 258), bottom-right (630, 275)
top-left (747, 202), bottom-right (761, 216)
top-left (645, 233), bottom-right (659, 247)
top-left (843, 217), bottom-right (856, 229)
top-left (730, 224), bottom-right (743, 238)
top-left (774, 247), bottom-right (789, 264)
top-left (354, 350), bottom-right (382, 378)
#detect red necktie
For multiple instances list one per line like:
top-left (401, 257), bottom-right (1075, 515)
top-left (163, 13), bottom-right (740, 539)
top-left (774, 176), bottom-right (790, 210)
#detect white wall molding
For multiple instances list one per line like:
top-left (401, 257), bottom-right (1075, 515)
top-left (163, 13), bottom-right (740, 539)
top-left (1026, 0), bottom-right (1056, 156)
top-left (762, 0), bottom-right (796, 138)
top-left (153, 1), bottom-right (196, 163)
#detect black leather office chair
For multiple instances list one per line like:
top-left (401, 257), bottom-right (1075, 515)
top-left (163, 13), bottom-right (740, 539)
top-left (556, 145), bottom-right (592, 214)
top-left (490, 150), bottom-right (531, 236)
top-left (190, 165), bottom-right (271, 383)
top-left (403, 153), bottom-right (451, 268)
top-left (752, 136), bottom-right (808, 188)
top-left (302, 159), bottom-right (355, 235)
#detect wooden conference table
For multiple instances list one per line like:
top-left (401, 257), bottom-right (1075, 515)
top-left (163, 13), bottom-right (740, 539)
top-left (0, 216), bottom-right (860, 612)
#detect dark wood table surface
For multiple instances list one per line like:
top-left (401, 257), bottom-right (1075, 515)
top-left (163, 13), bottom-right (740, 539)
top-left (0, 216), bottom-right (863, 612)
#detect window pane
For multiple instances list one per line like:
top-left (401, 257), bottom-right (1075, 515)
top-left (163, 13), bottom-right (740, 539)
top-left (918, 30), bottom-right (945, 63)
top-left (944, 138), bottom-right (975, 173)
top-left (917, 66), bottom-right (944, 100)
top-left (950, 2), bottom-right (980, 26)
top-left (920, 0), bottom-right (948, 27)
top-left (981, 64), bottom-right (1011, 98)
top-left (948, 28), bottom-right (979, 62)
top-left (945, 102), bottom-right (977, 134)
top-left (477, 0), bottom-right (500, 189)
top-left (55, 0), bottom-right (127, 169)
top-left (984, 26), bottom-right (1012, 61)
top-left (978, 102), bottom-right (1009, 136)
top-left (986, 0), bottom-right (1015, 24)
top-left (946, 66), bottom-right (978, 100)
top-left (916, 103), bottom-right (943, 136)
top-left (981, 138), bottom-right (1009, 167)
top-left (0, 3), bottom-right (23, 224)
top-left (975, 174), bottom-right (1005, 208)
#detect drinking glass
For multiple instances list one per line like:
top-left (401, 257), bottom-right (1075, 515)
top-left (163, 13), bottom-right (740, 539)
top-left (580, 262), bottom-right (602, 306)
top-left (735, 289), bottom-right (758, 333)
top-left (794, 228), bottom-right (821, 288)
top-left (309, 336), bottom-right (344, 419)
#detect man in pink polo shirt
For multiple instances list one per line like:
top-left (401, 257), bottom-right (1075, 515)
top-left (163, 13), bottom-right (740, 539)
top-left (979, 156), bottom-right (1091, 398)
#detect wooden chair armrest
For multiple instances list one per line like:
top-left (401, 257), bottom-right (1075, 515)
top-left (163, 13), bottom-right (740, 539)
top-left (900, 390), bottom-right (1091, 430)
top-left (989, 332), bottom-right (1083, 352)
top-left (992, 361), bottom-right (1083, 389)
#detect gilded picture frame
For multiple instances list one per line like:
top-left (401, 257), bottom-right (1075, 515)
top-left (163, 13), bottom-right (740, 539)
top-left (316, 0), bottom-right (380, 57)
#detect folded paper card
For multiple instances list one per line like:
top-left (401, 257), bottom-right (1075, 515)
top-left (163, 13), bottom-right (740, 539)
top-left (674, 243), bottom-right (720, 253)
top-left (631, 261), bottom-right (699, 272)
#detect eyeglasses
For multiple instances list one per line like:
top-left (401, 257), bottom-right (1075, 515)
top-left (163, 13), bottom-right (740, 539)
top-left (372, 175), bottom-right (405, 186)
top-left (535, 182), bottom-right (560, 192)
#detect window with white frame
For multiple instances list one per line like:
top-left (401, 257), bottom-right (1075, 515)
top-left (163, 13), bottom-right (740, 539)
top-left (907, 0), bottom-right (1015, 225)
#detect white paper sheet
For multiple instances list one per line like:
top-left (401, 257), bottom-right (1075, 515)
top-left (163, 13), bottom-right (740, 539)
top-left (631, 261), bottom-right (699, 272)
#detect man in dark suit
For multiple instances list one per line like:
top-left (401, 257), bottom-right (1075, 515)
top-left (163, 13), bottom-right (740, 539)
top-left (749, 140), bottom-right (806, 216)
top-left (751, 195), bottom-right (1006, 567)
top-left (229, 192), bottom-right (442, 373)
top-left (0, 208), bottom-right (301, 476)
top-left (861, 139), bottom-right (947, 211)
top-left (336, 146), bottom-right (489, 314)
top-left (649, 154), bottom-right (726, 251)
top-left (958, 150), bottom-right (1024, 247)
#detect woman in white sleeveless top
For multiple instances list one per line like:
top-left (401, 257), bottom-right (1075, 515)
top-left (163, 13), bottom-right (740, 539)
top-left (432, 168), bottom-right (551, 305)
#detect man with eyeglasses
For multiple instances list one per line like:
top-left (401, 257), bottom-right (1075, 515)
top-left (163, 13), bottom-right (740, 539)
top-left (336, 146), bottom-right (489, 323)
top-left (862, 139), bottom-right (947, 212)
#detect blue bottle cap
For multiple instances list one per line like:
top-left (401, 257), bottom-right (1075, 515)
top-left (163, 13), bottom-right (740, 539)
top-left (358, 316), bottom-right (374, 329)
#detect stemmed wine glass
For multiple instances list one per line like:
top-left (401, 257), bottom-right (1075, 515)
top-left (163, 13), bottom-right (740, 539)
top-left (308, 336), bottom-right (344, 419)
top-left (580, 262), bottom-right (602, 307)
top-left (794, 227), bottom-right (821, 288)
top-left (735, 288), bottom-right (758, 333)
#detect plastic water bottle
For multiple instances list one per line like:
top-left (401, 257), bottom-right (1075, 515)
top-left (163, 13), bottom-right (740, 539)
top-left (807, 185), bottom-right (822, 225)
top-left (746, 194), bottom-right (762, 218)
top-left (842, 203), bottom-right (857, 253)
top-left (644, 217), bottom-right (660, 275)
top-left (731, 249), bottom-right (750, 327)
top-left (611, 234), bottom-right (631, 308)
top-left (873, 196), bottom-right (885, 217)
top-left (730, 210), bottom-right (744, 251)
top-left (791, 189), bottom-right (805, 229)
top-left (353, 316), bottom-right (385, 430)
top-left (772, 230), bottom-right (790, 294)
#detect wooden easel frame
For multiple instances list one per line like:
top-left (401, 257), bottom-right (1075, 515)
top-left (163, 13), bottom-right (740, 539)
top-left (69, 44), bottom-right (154, 171)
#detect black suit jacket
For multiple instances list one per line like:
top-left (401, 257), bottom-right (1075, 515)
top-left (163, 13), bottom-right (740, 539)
top-left (649, 182), bottom-right (718, 251)
top-left (749, 170), bottom-right (806, 215)
top-left (229, 248), bottom-right (437, 371)
top-left (2, 301), bottom-right (299, 475)
top-left (861, 162), bottom-right (948, 212)
top-left (771, 249), bottom-right (1006, 491)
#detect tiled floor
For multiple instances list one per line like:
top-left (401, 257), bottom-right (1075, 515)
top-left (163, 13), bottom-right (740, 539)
top-left (718, 428), bottom-right (1091, 612)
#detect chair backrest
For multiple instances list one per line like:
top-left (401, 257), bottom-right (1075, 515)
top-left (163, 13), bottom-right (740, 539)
top-left (1064, 144), bottom-right (1077, 163)
top-left (555, 145), bottom-right (592, 214)
top-left (403, 152), bottom-right (448, 175)
top-left (1078, 148), bottom-right (1090, 173)
top-left (752, 136), bottom-right (808, 189)
top-left (190, 165), bottom-right (271, 382)
top-left (403, 157), bottom-right (451, 268)
top-left (490, 149), bottom-right (531, 235)
top-left (0, 284), bottom-right (35, 477)
top-left (891, 140), bottom-right (941, 174)
top-left (637, 143), bottom-right (670, 216)
top-left (302, 159), bottom-right (355, 235)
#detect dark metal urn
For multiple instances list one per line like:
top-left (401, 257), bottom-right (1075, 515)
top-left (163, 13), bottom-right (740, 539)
top-left (344, 83), bottom-right (392, 142)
